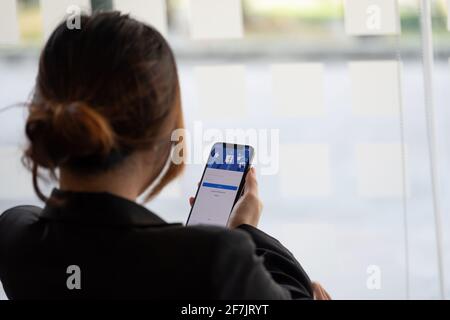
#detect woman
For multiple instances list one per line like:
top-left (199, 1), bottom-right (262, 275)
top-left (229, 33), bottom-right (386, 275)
top-left (0, 12), bottom-right (328, 299)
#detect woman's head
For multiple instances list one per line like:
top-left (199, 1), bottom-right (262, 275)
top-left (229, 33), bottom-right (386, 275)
top-left (24, 12), bottom-right (184, 201)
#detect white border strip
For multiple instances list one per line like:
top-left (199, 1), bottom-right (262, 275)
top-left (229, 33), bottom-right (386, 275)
top-left (420, 0), bottom-right (446, 300)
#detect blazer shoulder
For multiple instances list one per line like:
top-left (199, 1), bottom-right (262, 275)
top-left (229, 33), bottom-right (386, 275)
top-left (0, 205), bottom-right (42, 231)
top-left (184, 224), bottom-right (253, 244)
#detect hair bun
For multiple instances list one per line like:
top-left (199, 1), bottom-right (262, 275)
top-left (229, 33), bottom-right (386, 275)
top-left (25, 101), bottom-right (116, 169)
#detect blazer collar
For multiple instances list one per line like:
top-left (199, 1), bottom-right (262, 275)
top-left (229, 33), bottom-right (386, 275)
top-left (40, 189), bottom-right (181, 227)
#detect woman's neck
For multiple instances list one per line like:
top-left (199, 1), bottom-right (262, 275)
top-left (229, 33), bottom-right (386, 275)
top-left (59, 167), bottom-right (141, 201)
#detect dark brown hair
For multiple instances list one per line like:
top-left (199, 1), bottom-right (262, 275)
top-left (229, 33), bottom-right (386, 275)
top-left (24, 12), bottom-right (185, 201)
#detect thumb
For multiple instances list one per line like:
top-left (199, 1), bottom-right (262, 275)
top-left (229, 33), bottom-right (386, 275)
top-left (243, 167), bottom-right (258, 196)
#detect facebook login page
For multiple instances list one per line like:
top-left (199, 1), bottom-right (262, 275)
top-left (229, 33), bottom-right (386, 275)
top-left (187, 144), bottom-right (252, 226)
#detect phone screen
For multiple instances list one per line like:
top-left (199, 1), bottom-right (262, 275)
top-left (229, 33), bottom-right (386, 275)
top-left (186, 143), bottom-right (254, 227)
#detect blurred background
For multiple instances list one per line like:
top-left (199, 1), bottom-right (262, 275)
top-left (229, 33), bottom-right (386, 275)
top-left (1, 0), bottom-right (450, 299)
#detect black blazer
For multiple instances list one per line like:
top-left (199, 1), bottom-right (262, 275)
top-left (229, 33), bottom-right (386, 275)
top-left (0, 189), bottom-right (312, 299)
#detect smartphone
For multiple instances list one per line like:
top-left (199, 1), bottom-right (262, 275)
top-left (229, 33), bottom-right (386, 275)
top-left (186, 142), bottom-right (254, 227)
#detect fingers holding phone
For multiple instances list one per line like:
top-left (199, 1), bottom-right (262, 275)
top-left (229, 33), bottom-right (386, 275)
top-left (186, 143), bottom-right (255, 227)
top-left (227, 167), bottom-right (263, 229)
top-left (188, 167), bottom-right (263, 229)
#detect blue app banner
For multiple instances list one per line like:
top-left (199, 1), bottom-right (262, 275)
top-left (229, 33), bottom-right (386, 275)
top-left (202, 182), bottom-right (238, 191)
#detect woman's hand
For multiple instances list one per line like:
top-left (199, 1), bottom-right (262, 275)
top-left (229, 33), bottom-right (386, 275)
top-left (189, 167), bottom-right (263, 229)
top-left (312, 282), bottom-right (332, 300)
top-left (227, 168), bottom-right (263, 228)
